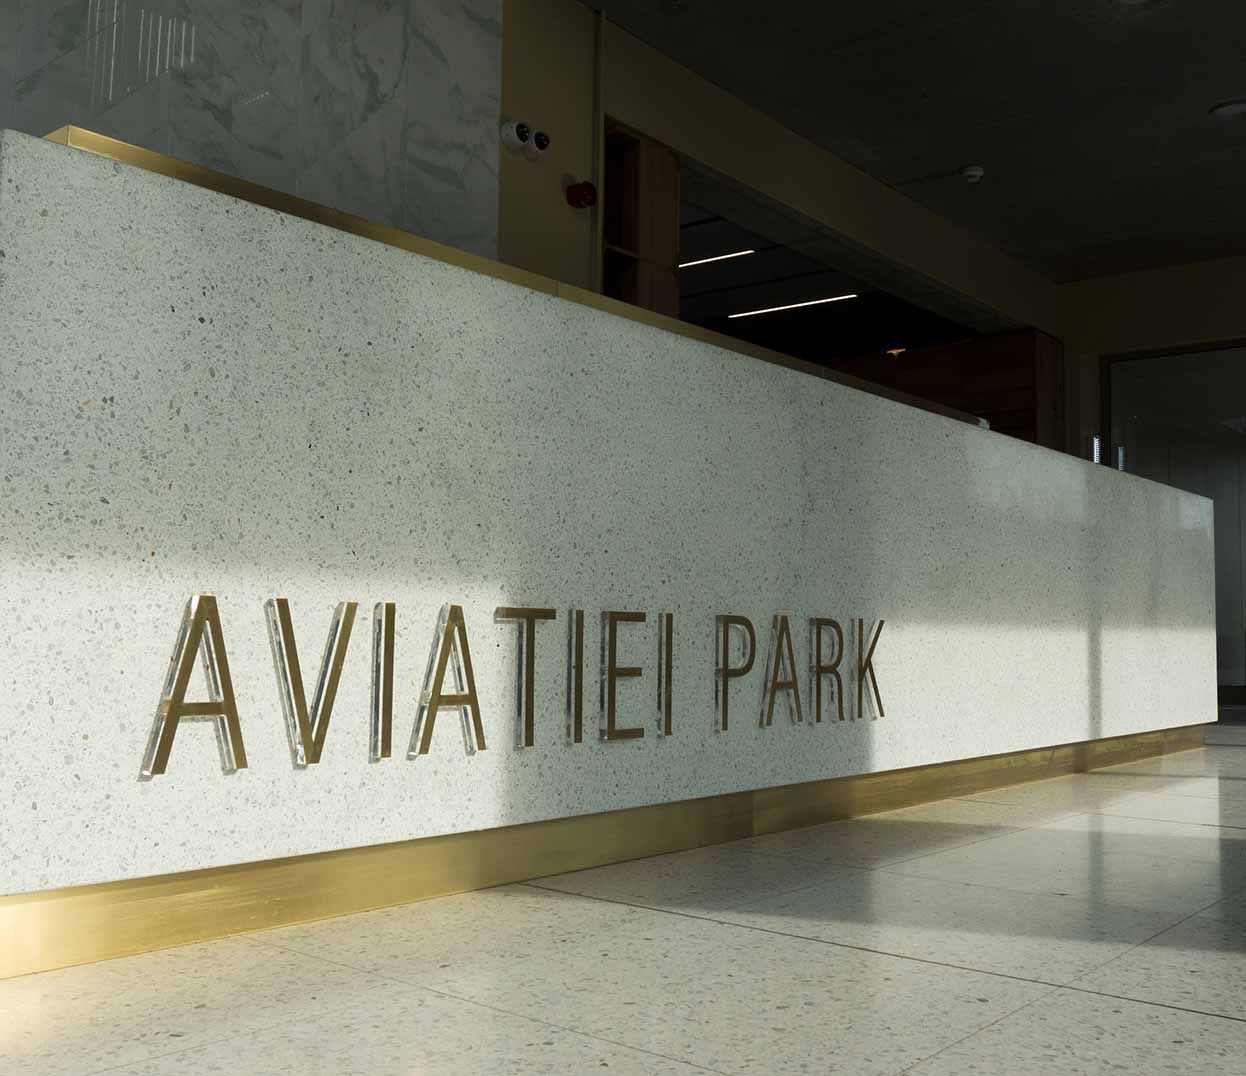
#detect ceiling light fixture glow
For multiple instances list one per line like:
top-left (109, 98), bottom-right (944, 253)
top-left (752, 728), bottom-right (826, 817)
top-left (1209, 100), bottom-right (1246, 120)
top-left (728, 293), bottom-right (858, 319)
top-left (678, 249), bottom-right (756, 268)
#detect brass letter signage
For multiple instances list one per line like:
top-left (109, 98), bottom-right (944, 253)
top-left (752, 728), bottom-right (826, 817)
top-left (495, 606), bottom-right (557, 747)
top-left (371, 601), bottom-right (396, 760)
top-left (143, 594), bottom-right (247, 776)
top-left (762, 614), bottom-right (804, 727)
top-left (412, 603), bottom-right (487, 755)
top-left (568, 608), bottom-right (585, 744)
top-left (602, 610), bottom-right (646, 740)
top-left (810, 617), bottom-right (845, 722)
top-left (856, 618), bottom-right (886, 719)
top-left (715, 614), bottom-right (756, 731)
top-left (265, 598), bottom-right (357, 766)
top-left (143, 597), bottom-right (889, 774)
top-left (658, 612), bottom-right (674, 736)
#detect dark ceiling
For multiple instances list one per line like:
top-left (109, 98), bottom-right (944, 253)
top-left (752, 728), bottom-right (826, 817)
top-left (590, 0), bottom-right (1246, 281)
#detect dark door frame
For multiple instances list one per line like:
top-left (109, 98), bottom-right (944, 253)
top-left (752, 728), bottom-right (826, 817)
top-left (1100, 338), bottom-right (1246, 463)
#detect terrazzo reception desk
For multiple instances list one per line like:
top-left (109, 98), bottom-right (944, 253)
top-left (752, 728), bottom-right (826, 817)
top-left (0, 128), bottom-right (1217, 976)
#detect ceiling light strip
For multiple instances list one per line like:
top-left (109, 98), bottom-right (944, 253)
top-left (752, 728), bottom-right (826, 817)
top-left (677, 249), bottom-right (756, 268)
top-left (727, 293), bottom-right (858, 319)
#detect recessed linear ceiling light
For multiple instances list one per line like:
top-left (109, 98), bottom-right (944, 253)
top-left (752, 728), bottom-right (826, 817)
top-left (678, 249), bottom-right (756, 268)
top-left (727, 293), bottom-right (858, 319)
top-left (1209, 100), bottom-right (1246, 120)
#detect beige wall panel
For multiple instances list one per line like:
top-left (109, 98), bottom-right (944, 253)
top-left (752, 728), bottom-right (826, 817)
top-left (1061, 255), bottom-right (1246, 357)
top-left (498, 0), bottom-right (599, 288)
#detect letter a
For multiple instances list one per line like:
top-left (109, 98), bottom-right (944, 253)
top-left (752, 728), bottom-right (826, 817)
top-left (762, 615), bottom-right (804, 726)
top-left (410, 604), bottom-right (487, 756)
top-left (143, 594), bottom-right (247, 776)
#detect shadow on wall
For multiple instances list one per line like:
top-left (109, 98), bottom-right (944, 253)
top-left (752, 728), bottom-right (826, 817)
top-left (2, 0), bottom-right (502, 257)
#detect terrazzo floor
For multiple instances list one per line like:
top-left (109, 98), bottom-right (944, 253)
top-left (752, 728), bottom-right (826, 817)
top-left (5, 746), bottom-right (1246, 1075)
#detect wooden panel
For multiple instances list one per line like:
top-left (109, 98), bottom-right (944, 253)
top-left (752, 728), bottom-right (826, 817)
top-left (633, 136), bottom-right (679, 267)
top-left (602, 125), bottom-right (680, 318)
top-left (831, 330), bottom-right (1066, 445)
top-left (1034, 331), bottom-right (1066, 449)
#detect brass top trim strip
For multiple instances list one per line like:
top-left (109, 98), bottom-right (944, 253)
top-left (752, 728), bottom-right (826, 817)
top-left (41, 126), bottom-right (983, 429)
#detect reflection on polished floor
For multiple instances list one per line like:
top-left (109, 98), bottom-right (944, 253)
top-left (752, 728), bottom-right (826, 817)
top-left (6, 747), bottom-right (1246, 1075)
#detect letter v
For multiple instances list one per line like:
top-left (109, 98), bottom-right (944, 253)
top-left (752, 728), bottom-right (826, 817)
top-left (266, 598), bottom-right (358, 766)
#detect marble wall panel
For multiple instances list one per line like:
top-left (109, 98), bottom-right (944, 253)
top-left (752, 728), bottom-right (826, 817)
top-left (5, 0), bottom-right (500, 254)
top-left (301, 0), bottom-right (404, 36)
top-left (297, 94), bottom-right (405, 223)
top-left (401, 0), bottom-right (499, 255)
top-left (0, 0), bottom-right (18, 128)
top-left (15, 0), bottom-right (103, 82)
top-left (298, 2), bottom-right (406, 170)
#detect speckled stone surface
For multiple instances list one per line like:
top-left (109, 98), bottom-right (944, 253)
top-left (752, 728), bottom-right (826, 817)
top-left (0, 129), bottom-right (1218, 894)
top-left (8, 749), bottom-right (1246, 1075)
top-left (903, 988), bottom-right (1246, 1076)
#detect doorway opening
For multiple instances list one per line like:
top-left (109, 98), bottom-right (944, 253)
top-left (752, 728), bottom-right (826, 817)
top-left (1106, 346), bottom-right (1246, 721)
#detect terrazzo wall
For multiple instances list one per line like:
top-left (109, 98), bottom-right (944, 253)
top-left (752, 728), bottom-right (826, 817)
top-left (0, 0), bottom-right (501, 256)
top-left (0, 130), bottom-right (1218, 895)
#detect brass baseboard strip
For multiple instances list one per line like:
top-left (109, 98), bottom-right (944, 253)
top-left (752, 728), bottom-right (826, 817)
top-left (0, 723), bottom-right (1206, 980)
